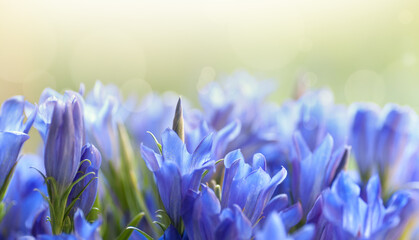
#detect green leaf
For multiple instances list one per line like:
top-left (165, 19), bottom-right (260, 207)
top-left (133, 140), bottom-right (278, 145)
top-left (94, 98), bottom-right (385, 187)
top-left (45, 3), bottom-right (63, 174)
top-left (116, 212), bottom-right (145, 240)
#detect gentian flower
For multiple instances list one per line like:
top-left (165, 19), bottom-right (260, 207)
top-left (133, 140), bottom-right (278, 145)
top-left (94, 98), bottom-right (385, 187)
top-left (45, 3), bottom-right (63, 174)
top-left (44, 95), bottom-right (85, 192)
top-left (349, 103), bottom-right (418, 189)
top-left (181, 150), bottom-right (288, 240)
top-left (296, 89), bottom-right (348, 151)
top-left (291, 132), bottom-right (349, 216)
top-left (182, 184), bottom-right (252, 240)
top-left (33, 89), bottom-right (85, 143)
top-left (141, 128), bottom-right (215, 229)
top-left (0, 96), bottom-right (36, 190)
top-left (182, 184), bottom-right (304, 239)
top-left (307, 172), bottom-right (412, 239)
top-left (67, 144), bottom-right (101, 216)
top-left (221, 150), bottom-right (287, 224)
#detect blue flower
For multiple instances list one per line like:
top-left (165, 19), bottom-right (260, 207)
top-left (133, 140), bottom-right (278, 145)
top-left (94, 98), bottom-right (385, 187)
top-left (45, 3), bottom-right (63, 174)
top-left (33, 89), bottom-right (85, 143)
top-left (291, 132), bottom-right (349, 216)
top-left (0, 154), bottom-right (45, 239)
top-left (141, 128), bottom-right (215, 228)
top-left (0, 96), bottom-right (37, 188)
top-left (255, 212), bottom-right (315, 240)
top-left (221, 150), bottom-right (287, 224)
top-left (182, 184), bottom-right (304, 240)
top-left (73, 209), bottom-right (102, 240)
top-left (296, 89), bottom-right (348, 151)
top-left (182, 185), bottom-right (252, 240)
top-left (349, 103), bottom-right (418, 187)
top-left (181, 151), bottom-right (288, 239)
top-left (307, 172), bottom-right (412, 239)
top-left (44, 95), bottom-right (85, 192)
top-left (67, 144), bottom-right (102, 216)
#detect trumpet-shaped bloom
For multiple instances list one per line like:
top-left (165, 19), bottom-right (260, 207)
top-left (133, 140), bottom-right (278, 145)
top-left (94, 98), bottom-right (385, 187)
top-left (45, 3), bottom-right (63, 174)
top-left (296, 89), bottom-right (348, 151)
top-left (141, 128), bottom-right (215, 227)
top-left (349, 103), bottom-right (418, 185)
top-left (291, 132), bottom-right (349, 215)
top-left (67, 144), bottom-right (102, 216)
top-left (182, 151), bottom-right (288, 239)
top-left (307, 172), bottom-right (412, 239)
top-left (44, 95), bottom-right (85, 192)
top-left (0, 96), bottom-right (37, 188)
top-left (221, 150), bottom-right (287, 224)
top-left (182, 185), bottom-right (252, 240)
top-left (182, 185), bottom-right (305, 240)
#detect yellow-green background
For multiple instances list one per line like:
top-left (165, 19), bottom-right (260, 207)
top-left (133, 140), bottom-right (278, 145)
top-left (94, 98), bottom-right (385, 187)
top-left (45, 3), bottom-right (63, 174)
top-left (1, 0), bottom-right (419, 109)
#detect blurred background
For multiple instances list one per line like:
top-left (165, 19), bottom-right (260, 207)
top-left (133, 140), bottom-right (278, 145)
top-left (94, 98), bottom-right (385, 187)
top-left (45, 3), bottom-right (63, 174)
top-left (1, 0), bottom-right (419, 109)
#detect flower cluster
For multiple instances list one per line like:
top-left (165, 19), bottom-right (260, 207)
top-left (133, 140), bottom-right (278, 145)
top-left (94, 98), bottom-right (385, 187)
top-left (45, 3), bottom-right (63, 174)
top-left (1, 71), bottom-right (419, 240)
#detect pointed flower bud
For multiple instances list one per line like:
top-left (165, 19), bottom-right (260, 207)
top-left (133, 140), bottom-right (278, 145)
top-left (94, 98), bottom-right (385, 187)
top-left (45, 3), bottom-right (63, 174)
top-left (68, 144), bottom-right (101, 216)
top-left (172, 97), bottom-right (184, 142)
